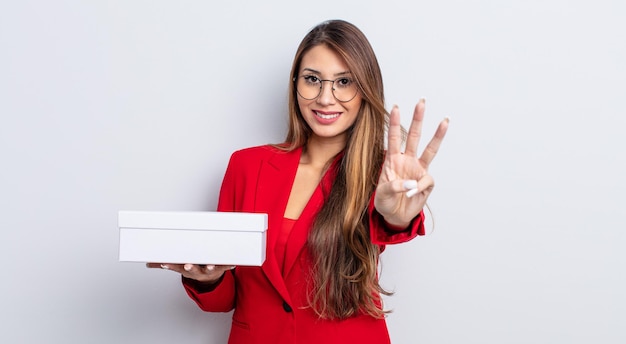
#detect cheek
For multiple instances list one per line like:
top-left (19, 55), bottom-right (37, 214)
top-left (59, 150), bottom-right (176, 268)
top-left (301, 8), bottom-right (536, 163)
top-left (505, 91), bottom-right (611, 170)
top-left (297, 99), bottom-right (313, 115)
top-left (347, 99), bottom-right (363, 117)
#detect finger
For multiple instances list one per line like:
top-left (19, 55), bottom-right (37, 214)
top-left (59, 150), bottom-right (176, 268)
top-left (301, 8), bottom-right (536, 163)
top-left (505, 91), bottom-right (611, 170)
top-left (378, 179), bottom-right (419, 197)
top-left (186, 264), bottom-right (219, 274)
top-left (404, 99), bottom-right (425, 157)
top-left (420, 117), bottom-right (450, 167)
top-left (387, 105), bottom-right (403, 156)
top-left (202, 265), bottom-right (235, 280)
top-left (146, 263), bottom-right (183, 270)
top-left (216, 265), bottom-right (236, 271)
top-left (404, 179), bottom-right (420, 197)
top-left (192, 264), bottom-right (236, 275)
top-left (151, 263), bottom-right (187, 273)
top-left (405, 175), bottom-right (436, 198)
top-left (164, 263), bottom-right (184, 270)
top-left (416, 174), bottom-right (435, 196)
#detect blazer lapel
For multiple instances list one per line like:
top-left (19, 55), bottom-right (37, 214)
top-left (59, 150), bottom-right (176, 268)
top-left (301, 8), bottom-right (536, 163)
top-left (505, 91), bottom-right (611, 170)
top-left (255, 147), bottom-right (302, 303)
top-left (282, 153), bottom-right (340, 278)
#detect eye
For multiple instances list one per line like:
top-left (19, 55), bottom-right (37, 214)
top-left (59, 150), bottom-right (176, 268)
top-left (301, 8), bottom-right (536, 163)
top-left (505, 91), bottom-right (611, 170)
top-left (303, 75), bottom-right (321, 85)
top-left (335, 77), bottom-right (353, 88)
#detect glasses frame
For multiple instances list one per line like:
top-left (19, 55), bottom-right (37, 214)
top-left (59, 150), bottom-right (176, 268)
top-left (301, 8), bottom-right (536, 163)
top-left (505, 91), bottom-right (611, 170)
top-left (293, 76), bottom-right (359, 103)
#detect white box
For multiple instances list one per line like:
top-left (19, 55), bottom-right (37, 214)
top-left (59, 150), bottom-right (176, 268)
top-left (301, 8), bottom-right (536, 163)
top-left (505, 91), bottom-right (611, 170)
top-left (118, 211), bottom-right (268, 266)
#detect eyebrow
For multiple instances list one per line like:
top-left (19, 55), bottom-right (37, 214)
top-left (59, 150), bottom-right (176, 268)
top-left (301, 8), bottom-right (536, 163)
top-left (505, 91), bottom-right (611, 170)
top-left (301, 68), bottom-right (352, 77)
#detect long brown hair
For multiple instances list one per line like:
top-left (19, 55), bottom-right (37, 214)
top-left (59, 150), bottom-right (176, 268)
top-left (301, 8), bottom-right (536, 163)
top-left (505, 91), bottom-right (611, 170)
top-left (280, 20), bottom-right (390, 319)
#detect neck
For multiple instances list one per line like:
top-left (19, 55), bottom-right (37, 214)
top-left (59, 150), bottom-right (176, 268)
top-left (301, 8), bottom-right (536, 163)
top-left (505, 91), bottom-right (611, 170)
top-left (301, 135), bottom-right (346, 168)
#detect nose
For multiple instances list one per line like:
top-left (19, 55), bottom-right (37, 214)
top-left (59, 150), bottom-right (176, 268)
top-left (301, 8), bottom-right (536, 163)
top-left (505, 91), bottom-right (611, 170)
top-left (316, 80), bottom-right (336, 105)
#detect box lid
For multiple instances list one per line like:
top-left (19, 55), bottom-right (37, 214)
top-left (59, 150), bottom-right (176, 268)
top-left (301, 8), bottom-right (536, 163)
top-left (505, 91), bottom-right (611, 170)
top-left (118, 211), bottom-right (267, 232)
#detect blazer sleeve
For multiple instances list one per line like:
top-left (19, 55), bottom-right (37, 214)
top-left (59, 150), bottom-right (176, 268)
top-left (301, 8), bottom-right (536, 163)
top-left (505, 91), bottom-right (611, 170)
top-left (182, 270), bottom-right (236, 312)
top-left (182, 151), bottom-right (244, 312)
top-left (368, 191), bottom-right (425, 245)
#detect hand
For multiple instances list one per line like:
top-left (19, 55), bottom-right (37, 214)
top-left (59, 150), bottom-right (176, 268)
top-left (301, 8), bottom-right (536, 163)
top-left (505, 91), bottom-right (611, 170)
top-left (374, 99), bottom-right (449, 227)
top-left (146, 263), bottom-right (235, 284)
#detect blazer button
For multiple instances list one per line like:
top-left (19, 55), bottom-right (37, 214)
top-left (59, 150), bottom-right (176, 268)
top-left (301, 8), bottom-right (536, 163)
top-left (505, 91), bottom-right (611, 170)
top-left (282, 301), bottom-right (293, 313)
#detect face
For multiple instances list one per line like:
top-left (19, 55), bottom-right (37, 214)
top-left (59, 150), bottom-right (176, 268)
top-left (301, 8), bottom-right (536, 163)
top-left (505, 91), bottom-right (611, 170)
top-left (296, 44), bottom-right (362, 144)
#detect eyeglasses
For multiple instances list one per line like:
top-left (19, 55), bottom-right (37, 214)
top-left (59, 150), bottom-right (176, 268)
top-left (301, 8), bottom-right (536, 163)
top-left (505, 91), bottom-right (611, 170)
top-left (294, 75), bottom-right (358, 102)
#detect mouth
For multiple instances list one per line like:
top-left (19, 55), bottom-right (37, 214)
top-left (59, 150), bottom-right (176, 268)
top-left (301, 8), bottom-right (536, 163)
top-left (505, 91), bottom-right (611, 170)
top-left (314, 110), bottom-right (341, 120)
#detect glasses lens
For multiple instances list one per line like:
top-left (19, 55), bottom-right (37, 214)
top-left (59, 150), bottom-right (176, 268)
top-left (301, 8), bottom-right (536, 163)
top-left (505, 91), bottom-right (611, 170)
top-left (296, 76), bottom-right (321, 100)
top-left (296, 76), bottom-right (357, 102)
top-left (332, 77), bottom-right (358, 102)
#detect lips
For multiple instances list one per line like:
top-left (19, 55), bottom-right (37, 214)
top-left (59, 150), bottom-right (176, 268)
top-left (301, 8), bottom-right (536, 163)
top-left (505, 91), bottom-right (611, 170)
top-left (314, 110), bottom-right (341, 120)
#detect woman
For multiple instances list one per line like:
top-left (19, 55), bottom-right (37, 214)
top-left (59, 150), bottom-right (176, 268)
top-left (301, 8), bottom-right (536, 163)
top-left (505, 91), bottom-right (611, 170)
top-left (150, 19), bottom-right (449, 343)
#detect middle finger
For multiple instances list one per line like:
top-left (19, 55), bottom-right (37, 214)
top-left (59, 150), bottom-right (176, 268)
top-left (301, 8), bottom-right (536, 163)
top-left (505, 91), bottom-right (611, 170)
top-left (403, 99), bottom-right (425, 157)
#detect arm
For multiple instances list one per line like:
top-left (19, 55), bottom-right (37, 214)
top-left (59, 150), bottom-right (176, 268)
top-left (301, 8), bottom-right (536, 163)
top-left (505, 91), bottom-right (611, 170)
top-left (182, 269), bottom-right (236, 312)
top-left (180, 151), bottom-right (244, 312)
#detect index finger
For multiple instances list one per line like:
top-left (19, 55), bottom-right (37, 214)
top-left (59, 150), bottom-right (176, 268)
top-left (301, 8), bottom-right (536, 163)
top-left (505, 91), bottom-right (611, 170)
top-left (146, 262), bottom-right (179, 269)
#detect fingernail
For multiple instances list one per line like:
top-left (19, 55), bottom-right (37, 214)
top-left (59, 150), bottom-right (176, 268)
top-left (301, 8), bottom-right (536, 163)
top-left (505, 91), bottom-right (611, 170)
top-left (206, 265), bottom-right (215, 271)
top-left (421, 97), bottom-right (426, 104)
top-left (445, 116), bottom-right (450, 123)
top-left (406, 188), bottom-right (419, 198)
top-left (184, 264), bottom-right (193, 271)
top-left (160, 264), bottom-right (168, 270)
top-left (403, 180), bottom-right (418, 190)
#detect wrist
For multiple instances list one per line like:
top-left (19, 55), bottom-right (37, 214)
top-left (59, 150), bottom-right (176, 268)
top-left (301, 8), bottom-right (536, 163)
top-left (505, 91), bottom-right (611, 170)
top-left (383, 217), bottom-right (411, 231)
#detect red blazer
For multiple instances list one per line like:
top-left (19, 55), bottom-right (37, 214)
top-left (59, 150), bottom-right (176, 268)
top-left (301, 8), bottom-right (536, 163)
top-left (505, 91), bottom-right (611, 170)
top-left (183, 145), bottom-right (424, 344)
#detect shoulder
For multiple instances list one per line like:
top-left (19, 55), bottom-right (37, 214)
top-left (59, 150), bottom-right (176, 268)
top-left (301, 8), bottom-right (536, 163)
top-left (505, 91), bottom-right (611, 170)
top-left (231, 144), bottom-right (284, 159)
top-left (228, 143), bottom-right (298, 167)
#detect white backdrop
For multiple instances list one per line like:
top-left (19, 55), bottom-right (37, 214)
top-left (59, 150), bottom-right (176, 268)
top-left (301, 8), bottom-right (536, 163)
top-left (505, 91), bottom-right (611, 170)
top-left (1, 1), bottom-right (624, 343)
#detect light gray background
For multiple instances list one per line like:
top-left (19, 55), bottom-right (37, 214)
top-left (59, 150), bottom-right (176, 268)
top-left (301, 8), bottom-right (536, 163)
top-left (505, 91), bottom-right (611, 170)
top-left (1, 1), bottom-right (624, 343)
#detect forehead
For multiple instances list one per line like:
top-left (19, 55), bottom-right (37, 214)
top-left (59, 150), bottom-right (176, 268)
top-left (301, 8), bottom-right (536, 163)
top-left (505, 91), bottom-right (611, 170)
top-left (299, 44), bottom-right (350, 75)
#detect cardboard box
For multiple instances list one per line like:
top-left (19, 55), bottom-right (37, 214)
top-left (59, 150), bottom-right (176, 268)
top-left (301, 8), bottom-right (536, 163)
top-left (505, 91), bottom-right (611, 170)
top-left (118, 211), bottom-right (268, 266)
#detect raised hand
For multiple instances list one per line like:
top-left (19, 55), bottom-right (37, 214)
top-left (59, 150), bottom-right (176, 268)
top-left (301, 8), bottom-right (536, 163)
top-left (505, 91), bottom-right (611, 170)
top-left (374, 99), bottom-right (449, 227)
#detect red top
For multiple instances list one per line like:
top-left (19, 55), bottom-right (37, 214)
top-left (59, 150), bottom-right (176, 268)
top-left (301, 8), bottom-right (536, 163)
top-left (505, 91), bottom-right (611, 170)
top-left (276, 217), bottom-right (297, 276)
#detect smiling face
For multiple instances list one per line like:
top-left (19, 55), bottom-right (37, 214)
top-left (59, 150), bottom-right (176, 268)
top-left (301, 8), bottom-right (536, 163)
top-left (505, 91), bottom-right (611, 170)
top-left (296, 44), bottom-right (362, 145)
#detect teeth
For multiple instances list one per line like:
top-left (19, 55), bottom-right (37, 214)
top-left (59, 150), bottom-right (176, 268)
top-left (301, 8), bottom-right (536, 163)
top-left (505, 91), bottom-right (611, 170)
top-left (315, 111), bottom-right (340, 119)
